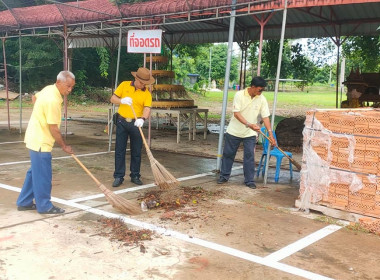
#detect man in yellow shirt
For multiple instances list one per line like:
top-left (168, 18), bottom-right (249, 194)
top-left (110, 67), bottom-right (154, 187)
top-left (217, 77), bottom-right (276, 189)
top-left (17, 71), bottom-right (75, 214)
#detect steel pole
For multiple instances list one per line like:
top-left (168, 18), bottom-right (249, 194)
top-left (19, 33), bottom-right (22, 133)
top-left (263, 0), bottom-right (287, 184)
top-left (216, 0), bottom-right (236, 171)
top-left (63, 25), bottom-right (68, 138)
top-left (2, 38), bottom-right (10, 130)
top-left (108, 21), bottom-right (123, 152)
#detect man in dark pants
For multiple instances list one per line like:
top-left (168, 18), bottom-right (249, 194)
top-left (110, 67), bottom-right (154, 187)
top-left (217, 77), bottom-right (276, 188)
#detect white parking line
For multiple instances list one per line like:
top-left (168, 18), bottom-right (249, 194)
top-left (0, 141), bottom-right (24, 145)
top-left (0, 182), bottom-right (333, 280)
top-left (265, 224), bottom-right (342, 262)
top-left (0, 151), bottom-right (114, 166)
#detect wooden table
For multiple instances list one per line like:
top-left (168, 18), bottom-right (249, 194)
top-left (151, 108), bottom-right (208, 143)
top-left (191, 108), bottom-right (208, 141)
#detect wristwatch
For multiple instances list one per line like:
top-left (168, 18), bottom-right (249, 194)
top-left (245, 122), bottom-right (250, 128)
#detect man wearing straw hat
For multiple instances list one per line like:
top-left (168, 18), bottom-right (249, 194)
top-left (110, 67), bottom-right (155, 188)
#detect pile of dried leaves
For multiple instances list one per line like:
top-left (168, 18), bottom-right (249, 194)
top-left (97, 218), bottom-right (153, 246)
top-left (140, 186), bottom-right (223, 211)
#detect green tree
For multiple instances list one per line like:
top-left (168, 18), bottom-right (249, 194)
top-left (71, 47), bottom-right (143, 91)
top-left (96, 47), bottom-right (110, 78)
top-left (260, 39), bottom-right (292, 79)
top-left (171, 45), bottom-right (199, 86)
top-left (0, 36), bottom-right (62, 92)
top-left (72, 48), bottom-right (105, 88)
top-left (313, 64), bottom-right (334, 84)
top-left (342, 36), bottom-right (380, 72)
top-left (206, 44), bottom-right (239, 86)
top-left (306, 38), bottom-right (336, 67)
top-left (171, 43), bottom-right (239, 88)
top-left (247, 41), bottom-right (260, 79)
top-left (291, 43), bottom-right (317, 90)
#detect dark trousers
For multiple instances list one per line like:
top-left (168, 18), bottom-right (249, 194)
top-left (113, 118), bottom-right (143, 179)
top-left (220, 133), bottom-right (256, 185)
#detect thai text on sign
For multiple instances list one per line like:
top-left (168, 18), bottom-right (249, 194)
top-left (127, 29), bottom-right (162, 53)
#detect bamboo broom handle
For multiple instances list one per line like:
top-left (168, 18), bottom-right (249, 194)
top-left (129, 105), bottom-right (150, 151)
top-left (71, 154), bottom-right (102, 186)
top-left (258, 130), bottom-right (302, 170)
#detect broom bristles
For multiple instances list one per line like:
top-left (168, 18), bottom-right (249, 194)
top-left (99, 184), bottom-right (142, 215)
top-left (145, 144), bottom-right (179, 190)
top-left (151, 161), bottom-right (179, 190)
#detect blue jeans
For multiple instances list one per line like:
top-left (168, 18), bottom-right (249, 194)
top-left (220, 133), bottom-right (256, 185)
top-left (114, 118), bottom-right (143, 179)
top-left (17, 149), bottom-right (53, 213)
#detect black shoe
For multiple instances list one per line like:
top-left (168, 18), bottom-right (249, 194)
top-left (131, 177), bottom-right (143, 185)
top-left (112, 177), bottom-right (124, 188)
top-left (39, 205), bottom-right (65, 214)
top-left (245, 182), bottom-right (257, 189)
top-left (217, 177), bottom-right (228, 184)
top-left (17, 204), bottom-right (37, 211)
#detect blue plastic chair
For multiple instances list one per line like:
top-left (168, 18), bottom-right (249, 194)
top-left (256, 127), bottom-right (293, 183)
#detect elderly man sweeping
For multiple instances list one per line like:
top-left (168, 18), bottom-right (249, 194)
top-left (17, 71), bottom-right (75, 214)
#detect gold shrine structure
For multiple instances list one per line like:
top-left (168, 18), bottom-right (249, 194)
top-left (342, 68), bottom-right (380, 108)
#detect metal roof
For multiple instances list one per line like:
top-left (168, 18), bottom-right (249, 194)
top-left (0, 0), bottom-right (380, 47)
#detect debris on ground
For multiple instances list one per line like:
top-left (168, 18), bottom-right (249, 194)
top-left (358, 217), bottom-right (380, 235)
top-left (97, 218), bottom-right (153, 246)
top-left (188, 256), bottom-right (210, 271)
top-left (139, 186), bottom-right (223, 211)
top-left (139, 186), bottom-right (223, 222)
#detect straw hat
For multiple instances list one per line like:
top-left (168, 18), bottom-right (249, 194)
top-left (131, 67), bottom-right (155, 85)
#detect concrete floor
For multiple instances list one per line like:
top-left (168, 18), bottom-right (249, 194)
top-left (1, 121), bottom-right (380, 280)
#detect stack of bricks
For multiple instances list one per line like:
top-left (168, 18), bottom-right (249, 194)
top-left (358, 217), bottom-right (380, 234)
top-left (300, 108), bottom-right (380, 218)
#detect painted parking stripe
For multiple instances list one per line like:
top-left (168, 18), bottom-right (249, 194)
top-left (0, 151), bottom-right (114, 166)
top-left (0, 141), bottom-right (24, 145)
top-left (265, 224), bottom-right (343, 262)
top-left (0, 182), bottom-right (332, 280)
top-left (69, 183), bottom-right (156, 203)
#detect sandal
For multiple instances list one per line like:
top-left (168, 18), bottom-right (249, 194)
top-left (17, 204), bottom-right (37, 211)
top-left (39, 205), bottom-right (65, 214)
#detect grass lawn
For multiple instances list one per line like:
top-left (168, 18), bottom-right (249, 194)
top-left (265, 88), bottom-right (337, 108)
top-left (187, 83), bottom-right (339, 121)
top-left (197, 84), bottom-right (337, 108)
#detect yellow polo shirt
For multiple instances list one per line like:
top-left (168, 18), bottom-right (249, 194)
top-left (226, 88), bottom-right (270, 138)
top-left (114, 81), bottom-right (152, 119)
top-left (24, 84), bottom-right (63, 152)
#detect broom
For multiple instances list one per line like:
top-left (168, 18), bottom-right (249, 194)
top-left (259, 130), bottom-right (302, 170)
top-left (130, 105), bottom-right (179, 190)
top-left (71, 154), bottom-right (142, 215)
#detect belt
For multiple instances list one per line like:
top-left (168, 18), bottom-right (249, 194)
top-left (118, 114), bottom-right (135, 122)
